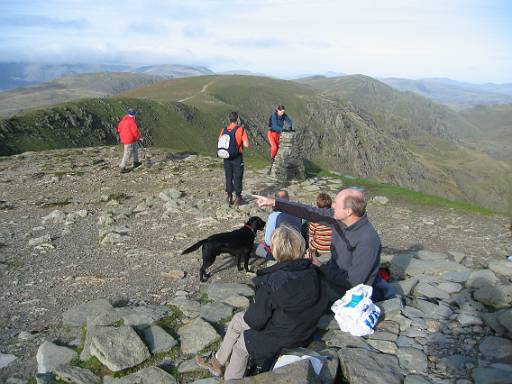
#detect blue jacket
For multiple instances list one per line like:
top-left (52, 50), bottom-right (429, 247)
top-left (270, 112), bottom-right (293, 132)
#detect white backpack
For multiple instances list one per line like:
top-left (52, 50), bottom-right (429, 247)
top-left (217, 126), bottom-right (240, 159)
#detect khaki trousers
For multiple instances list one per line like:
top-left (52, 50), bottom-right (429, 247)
top-left (216, 312), bottom-right (251, 381)
top-left (119, 143), bottom-right (139, 169)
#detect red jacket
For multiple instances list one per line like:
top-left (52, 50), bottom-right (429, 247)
top-left (117, 115), bottom-right (141, 144)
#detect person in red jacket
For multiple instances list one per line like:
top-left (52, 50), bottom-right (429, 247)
top-left (117, 108), bottom-right (142, 173)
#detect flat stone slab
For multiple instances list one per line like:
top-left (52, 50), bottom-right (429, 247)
top-left (115, 305), bottom-right (172, 328)
top-left (337, 347), bottom-right (403, 384)
top-left (479, 336), bottom-right (512, 363)
top-left (200, 302), bottom-right (234, 323)
top-left (376, 297), bottom-right (402, 319)
top-left (412, 299), bottom-right (453, 320)
top-left (178, 358), bottom-right (202, 373)
top-left (177, 317), bottom-right (221, 355)
top-left (54, 366), bottom-right (101, 384)
top-left (229, 359), bottom-right (320, 383)
top-left (140, 325), bottom-right (178, 354)
top-left (472, 367), bottom-right (512, 384)
top-left (90, 326), bottom-right (150, 372)
top-left (206, 283), bottom-right (254, 302)
top-left (397, 347), bottom-right (428, 373)
top-left (62, 299), bottom-right (113, 327)
top-left (104, 367), bottom-right (176, 383)
top-left (169, 296), bottom-right (201, 318)
top-left (497, 308), bottom-right (512, 333)
top-left (0, 352), bottom-right (17, 369)
top-left (488, 259), bottom-right (512, 277)
top-left (366, 339), bottom-right (397, 354)
top-left (466, 269), bottom-right (498, 288)
top-left (36, 341), bottom-right (77, 374)
top-left (405, 259), bottom-right (470, 278)
top-left (473, 285), bottom-right (512, 309)
top-left (323, 330), bottom-right (371, 350)
top-left (413, 283), bottom-right (450, 300)
top-left (221, 295), bottom-right (250, 308)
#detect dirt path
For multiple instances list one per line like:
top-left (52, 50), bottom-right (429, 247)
top-left (178, 80), bottom-right (216, 102)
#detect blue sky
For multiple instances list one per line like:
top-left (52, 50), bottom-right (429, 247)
top-left (1, 0), bottom-right (511, 83)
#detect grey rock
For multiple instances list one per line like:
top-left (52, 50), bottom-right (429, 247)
top-left (466, 269), bottom-right (498, 288)
top-left (497, 308), bottom-right (512, 333)
top-left (140, 325), bottom-right (178, 354)
top-left (436, 282), bottom-right (463, 294)
top-left (396, 336), bottom-right (423, 350)
top-left (116, 305), bottom-right (172, 328)
top-left (472, 367), bottom-right (512, 384)
top-left (412, 299), bottom-right (453, 319)
top-left (373, 196), bottom-right (389, 205)
top-left (404, 375), bottom-right (432, 384)
top-left (366, 339), bottom-right (397, 354)
top-left (159, 188), bottom-right (183, 202)
top-left (54, 366), bottom-right (100, 384)
top-left (0, 352), bottom-right (17, 368)
top-left (385, 253), bottom-right (414, 280)
top-left (479, 336), bottom-right (512, 363)
top-left (457, 313), bottom-right (483, 327)
top-left (206, 283), bottom-right (254, 302)
top-left (401, 306), bottom-right (426, 319)
top-left (178, 358), bottom-right (202, 373)
top-left (6, 378), bottom-right (28, 384)
top-left (62, 299), bottom-right (113, 327)
top-left (397, 347), bottom-right (428, 373)
top-left (438, 355), bottom-right (475, 375)
top-left (29, 234), bottom-right (52, 247)
top-left (192, 379), bottom-right (220, 384)
top-left (36, 341), bottom-right (77, 373)
top-left (391, 277), bottom-right (419, 296)
top-left (169, 296), bottom-right (201, 318)
top-left (488, 259), bottom-right (512, 278)
top-left (104, 367), bottom-right (176, 383)
top-left (376, 297), bottom-right (403, 319)
top-left (100, 232), bottom-right (130, 246)
top-left (473, 285), bottom-right (512, 309)
top-left (221, 295), bottom-right (250, 308)
top-left (481, 311), bottom-right (508, 335)
top-left (413, 282), bottom-right (450, 300)
top-left (405, 259), bottom-right (470, 277)
top-left (200, 302), bottom-right (234, 323)
top-left (448, 251), bottom-right (466, 264)
top-left (228, 359), bottom-right (319, 383)
top-left (337, 347), bottom-right (403, 383)
top-left (367, 330), bottom-right (398, 342)
top-left (322, 330), bottom-right (371, 350)
top-left (18, 331), bottom-right (35, 341)
top-left (441, 271), bottom-right (471, 283)
top-left (275, 347), bottom-right (338, 384)
top-left (35, 373), bottom-right (55, 384)
top-left (177, 317), bottom-right (221, 355)
top-left (42, 210), bottom-right (66, 224)
top-left (90, 326), bottom-right (150, 371)
top-left (415, 250), bottom-right (447, 261)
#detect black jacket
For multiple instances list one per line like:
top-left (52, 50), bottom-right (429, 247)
top-left (243, 259), bottom-right (330, 360)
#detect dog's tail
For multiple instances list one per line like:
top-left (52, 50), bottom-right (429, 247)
top-left (181, 239), bottom-right (208, 255)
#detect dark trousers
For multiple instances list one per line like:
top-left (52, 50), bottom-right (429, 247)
top-left (224, 156), bottom-right (244, 197)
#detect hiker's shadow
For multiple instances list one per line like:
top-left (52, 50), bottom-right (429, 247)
top-left (209, 252), bottom-right (267, 277)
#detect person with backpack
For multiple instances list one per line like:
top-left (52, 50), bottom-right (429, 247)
top-left (267, 105), bottom-right (293, 168)
top-left (218, 111), bottom-right (249, 206)
top-left (117, 108), bottom-right (142, 174)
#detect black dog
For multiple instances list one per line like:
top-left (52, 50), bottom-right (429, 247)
top-left (182, 216), bottom-right (266, 282)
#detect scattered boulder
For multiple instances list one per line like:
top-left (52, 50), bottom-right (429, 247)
top-left (473, 285), bottom-right (512, 309)
top-left (62, 299), bottom-right (113, 327)
top-left (472, 367), bottom-right (512, 384)
top-left (159, 188), bottom-right (183, 202)
top-left (337, 347), bottom-right (403, 383)
top-left (397, 347), bottom-right (428, 374)
top-left (169, 296), bottom-right (201, 318)
top-left (103, 367), bottom-right (176, 384)
top-left (139, 325), bottom-right (178, 354)
top-left (42, 210), bottom-right (67, 224)
top-left (221, 295), bottom-right (250, 308)
top-left (200, 302), bottom-right (234, 323)
top-left (478, 336), bottom-right (512, 363)
top-left (497, 308), bottom-right (512, 333)
top-left (466, 269), bottom-right (498, 288)
top-left (373, 196), bottom-right (389, 205)
top-left (488, 259), bottom-right (512, 278)
top-left (89, 326), bottom-right (151, 371)
top-left (0, 352), bottom-right (17, 369)
top-left (36, 341), bottom-right (77, 373)
top-left (229, 359), bottom-right (320, 383)
top-left (177, 317), bottom-right (221, 355)
top-left (206, 283), bottom-right (254, 302)
top-left (54, 366), bottom-right (100, 384)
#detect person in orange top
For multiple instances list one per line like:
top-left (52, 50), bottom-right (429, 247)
top-left (117, 108), bottom-right (142, 174)
top-left (307, 192), bottom-right (333, 262)
top-left (219, 112), bottom-right (249, 206)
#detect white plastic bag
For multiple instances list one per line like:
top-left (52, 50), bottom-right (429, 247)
top-left (331, 284), bottom-right (381, 336)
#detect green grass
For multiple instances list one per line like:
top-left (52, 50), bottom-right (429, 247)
top-left (311, 168), bottom-right (495, 215)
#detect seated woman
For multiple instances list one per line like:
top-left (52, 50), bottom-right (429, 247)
top-left (307, 192), bottom-right (333, 263)
top-left (195, 226), bottom-right (330, 382)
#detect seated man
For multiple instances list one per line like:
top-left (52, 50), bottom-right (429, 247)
top-left (252, 189), bottom-right (395, 302)
top-left (255, 189), bottom-right (301, 260)
top-left (196, 226), bottom-right (330, 382)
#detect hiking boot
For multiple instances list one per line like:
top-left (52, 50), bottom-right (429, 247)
top-left (120, 168), bottom-right (130, 174)
top-left (267, 159), bottom-right (274, 175)
top-left (226, 193), bottom-right (234, 207)
top-left (133, 161), bottom-right (142, 169)
top-left (234, 196), bottom-right (244, 206)
top-left (195, 352), bottom-right (223, 377)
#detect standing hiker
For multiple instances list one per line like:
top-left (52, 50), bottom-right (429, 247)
top-left (217, 111), bottom-right (249, 206)
top-left (267, 105), bottom-right (293, 170)
top-left (117, 108), bottom-right (142, 174)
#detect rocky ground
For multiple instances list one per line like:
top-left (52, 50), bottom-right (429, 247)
top-left (0, 146), bottom-right (511, 383)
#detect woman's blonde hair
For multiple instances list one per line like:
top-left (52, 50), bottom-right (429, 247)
top-left (270, 225), bottom-right (306, 262)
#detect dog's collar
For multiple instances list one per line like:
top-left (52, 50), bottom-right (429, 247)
top-left (244, 224), bottom-right (256, 234)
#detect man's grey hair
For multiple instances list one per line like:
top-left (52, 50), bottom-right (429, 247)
top-left (275, 189), bottom-right (289, 200)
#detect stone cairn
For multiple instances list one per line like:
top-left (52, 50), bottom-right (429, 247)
top-left (270, 131), bottom-right (305, 182)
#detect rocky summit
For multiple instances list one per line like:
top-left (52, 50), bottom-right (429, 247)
top-left (0, 146), bottom-right (511, 383)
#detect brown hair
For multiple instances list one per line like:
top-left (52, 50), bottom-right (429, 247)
top-left (316, 192), bottom-right (332, 208)
top-left (276, 105), bottom-right (285, 111)
top-left (270, 226), bottom-right (306, 262)
top-left (228, 111), bottom-right (239, 123)
top-left (344, 193), bottom-right (367, 217)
